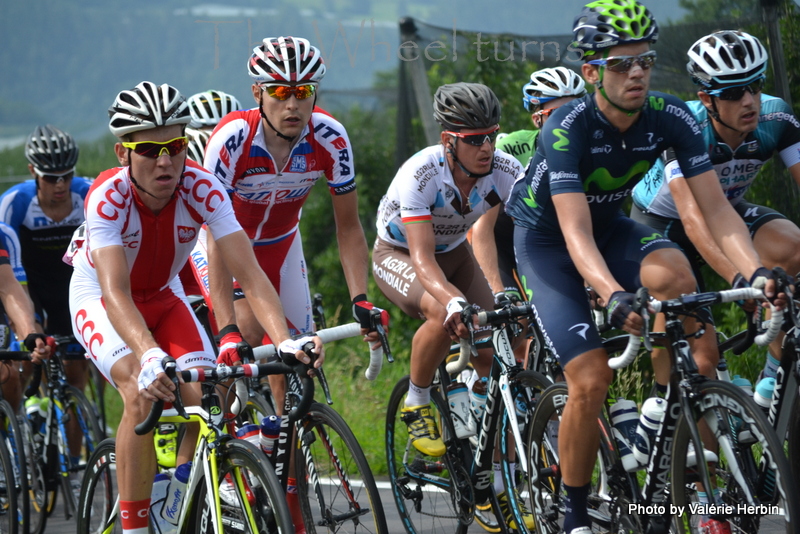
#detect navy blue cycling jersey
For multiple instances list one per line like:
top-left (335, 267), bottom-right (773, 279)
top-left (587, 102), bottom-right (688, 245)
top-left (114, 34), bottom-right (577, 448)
top-left (506, 91), bottom-right (714, 236)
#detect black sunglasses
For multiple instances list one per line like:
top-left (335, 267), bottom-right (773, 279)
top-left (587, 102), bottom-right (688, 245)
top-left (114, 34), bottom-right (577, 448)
top-left (706, 77), bottom-right (765, 101)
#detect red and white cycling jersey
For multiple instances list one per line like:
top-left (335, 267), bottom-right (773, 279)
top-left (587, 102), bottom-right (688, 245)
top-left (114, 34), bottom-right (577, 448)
top-left (203, 108), bottom-right (356, 242)
top-left (70, 161), bottom-right (242, 291)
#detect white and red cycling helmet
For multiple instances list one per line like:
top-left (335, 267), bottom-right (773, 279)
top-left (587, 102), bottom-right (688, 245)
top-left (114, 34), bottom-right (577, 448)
top-left (247, 36), bottom-right (326, 84)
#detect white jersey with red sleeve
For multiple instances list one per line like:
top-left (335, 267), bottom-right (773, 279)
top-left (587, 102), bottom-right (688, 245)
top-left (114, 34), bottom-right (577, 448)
top-left (71, 160), bottom-right (242, 292)
top-left (203, 108), bottom-right (356, 243)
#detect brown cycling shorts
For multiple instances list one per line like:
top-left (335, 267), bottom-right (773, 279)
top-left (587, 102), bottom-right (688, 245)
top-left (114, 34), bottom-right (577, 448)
top-left (371, 238), bottom-right (494, 319)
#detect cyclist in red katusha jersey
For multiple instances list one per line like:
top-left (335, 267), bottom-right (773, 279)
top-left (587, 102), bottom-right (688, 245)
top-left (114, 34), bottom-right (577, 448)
top-left (67, 81), bottom-right (321, 534)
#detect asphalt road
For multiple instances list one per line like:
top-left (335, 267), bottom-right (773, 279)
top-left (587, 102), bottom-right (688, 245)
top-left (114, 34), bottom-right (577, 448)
top-left (46, 478), bottom-right (786, 533)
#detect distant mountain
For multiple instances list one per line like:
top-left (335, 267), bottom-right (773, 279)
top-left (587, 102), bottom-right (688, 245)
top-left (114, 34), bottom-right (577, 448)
top-left (0, 0), bottom-right (687, 142)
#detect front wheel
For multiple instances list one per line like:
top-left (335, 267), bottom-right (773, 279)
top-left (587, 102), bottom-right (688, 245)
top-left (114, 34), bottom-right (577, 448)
top-left (189, 438), bottom-right (292, 534)
top-left (386, 375), bottom-right (472, 534)
top-left (671, 380), bottom-right (799, 533)
top-left (77, 438), bottom-right (118, 534)
top-left (295, 402), bottom-right (388, 534)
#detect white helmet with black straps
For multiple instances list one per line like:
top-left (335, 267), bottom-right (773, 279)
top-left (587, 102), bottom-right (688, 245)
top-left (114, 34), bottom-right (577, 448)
top-left (25, 125), bottom-right (79, 172)
top-left (247, 36), bottom-right (326, 83)
top-left (108, 81), bottom-right (191, 137)
top-left (687, 30), bottom-right (768, 88)
top-left (186, 127), bottom-right (212, 163)
top-left (523, 67), bottom-right (587, 112)
top-left (188, 90), bottom-right (242, 129)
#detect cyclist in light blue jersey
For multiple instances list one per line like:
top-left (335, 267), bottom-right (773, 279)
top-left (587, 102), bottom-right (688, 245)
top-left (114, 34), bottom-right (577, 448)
top-left (631, 30), bottom-right (800, 391)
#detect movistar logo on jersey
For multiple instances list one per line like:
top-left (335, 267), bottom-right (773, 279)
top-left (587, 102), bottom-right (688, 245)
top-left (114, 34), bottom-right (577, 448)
top-left (524, 185), bottom-right (538, 208)
top-left (640, 233), bottom-right (663, 244)
top-left (649, 96), bottom-right (665, 111)
top-left (552, 129), bottom-right (570, 152)
top-left (584, 160), bottom-right (650, 192)
top-left (521, 275), bottom-right (533, 301)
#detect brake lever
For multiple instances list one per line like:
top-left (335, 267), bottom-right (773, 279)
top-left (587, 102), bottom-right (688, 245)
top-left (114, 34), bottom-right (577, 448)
top-left (370, 308), bottom-right (394, 363)
top-left (302, 341), bottom-right (332, 405)
top-left (634, 287), bottom-right (652, 352)
top-left (460, 305), bottom-right (478, 357)
top-left (165, 359), bottom-right (188, 420)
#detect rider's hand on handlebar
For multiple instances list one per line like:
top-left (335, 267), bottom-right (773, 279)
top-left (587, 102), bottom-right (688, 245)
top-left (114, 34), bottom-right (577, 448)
top-left (443, 297), bottom-right (471, 341)
top-left (23, 333), bottom-right (54, 364)
top-left (607, 291), bottom-right (645, 335)
top-left (217, 325), bottom-right (246, 366)
top-left (138, 348), bottom-right (176, 403)
top-left (352, 296), bottom-right (390, 350)
top-left (750, 267), bottom-right (789, 310)
top-left (278, 335), bottom-right (324, 375)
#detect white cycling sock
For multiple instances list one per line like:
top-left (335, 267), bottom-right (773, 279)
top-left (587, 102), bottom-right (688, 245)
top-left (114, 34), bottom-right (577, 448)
top-left (405, 381), bottom-right (431, 407)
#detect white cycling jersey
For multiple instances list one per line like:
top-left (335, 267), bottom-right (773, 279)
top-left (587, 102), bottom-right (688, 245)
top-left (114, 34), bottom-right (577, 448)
top-left (376, 145), bottom-right (521, 253)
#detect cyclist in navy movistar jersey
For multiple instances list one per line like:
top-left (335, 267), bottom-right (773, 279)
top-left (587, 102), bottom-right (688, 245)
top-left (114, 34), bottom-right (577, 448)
top-left (505, 3), bottom-right (781, 533)
top-left (631, 30), bottom-right (800, 389)
top-left (476, 67), bottom-right (586, 305)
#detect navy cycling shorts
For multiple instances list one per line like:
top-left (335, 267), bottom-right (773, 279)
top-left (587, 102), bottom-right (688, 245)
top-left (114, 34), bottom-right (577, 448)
top-left (514, 215), bottom-right (680, 367)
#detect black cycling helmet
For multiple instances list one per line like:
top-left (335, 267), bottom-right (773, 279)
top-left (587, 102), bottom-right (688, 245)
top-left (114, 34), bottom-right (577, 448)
top-left (433, 83), bottom-right (501, 131)
top-left (572, 0), bottom-right (658, 57)
top-left (25, 125), bottom-right (79, 173)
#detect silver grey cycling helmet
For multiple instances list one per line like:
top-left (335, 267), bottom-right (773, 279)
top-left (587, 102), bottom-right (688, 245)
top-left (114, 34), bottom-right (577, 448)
top-left (433, 83), bottom-right (501, 131)
top-left (188, 90), bottom-right (242, 128)
top-left (186, 127), bottom-right (212, 163)
top-left (572, 0), bottom-right (658, 56)
top-left (25, 125), bottom-right (79, 172)
top-left (108, 81), bottom-right (191, 137)
top-left (523, 67), bottom-right (587, 111)
top-left (687, 30), bottom-right (768, 88)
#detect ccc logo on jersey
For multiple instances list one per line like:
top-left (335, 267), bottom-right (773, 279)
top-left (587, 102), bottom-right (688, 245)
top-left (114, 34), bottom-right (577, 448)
top-left (96, 178), bottom-right (131, 222)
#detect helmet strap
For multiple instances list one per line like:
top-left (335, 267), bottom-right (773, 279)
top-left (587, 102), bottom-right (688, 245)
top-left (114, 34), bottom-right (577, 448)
top-left (259, 93), bottom-right (297, 143)
top-left (708, 96), bottom-right (745, 135)
top-left (127, 148), bottom-right (183, 201)
top-left (446, 140), bottom-right (493, 179)
top-left (595, 52), bottom-right (643, 117)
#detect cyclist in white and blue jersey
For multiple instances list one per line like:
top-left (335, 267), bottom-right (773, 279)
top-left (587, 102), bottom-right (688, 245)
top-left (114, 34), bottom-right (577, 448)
top-left (632, 31), bottom-right (800, 388)
top-left (505, 3), bottom-right (782, 533)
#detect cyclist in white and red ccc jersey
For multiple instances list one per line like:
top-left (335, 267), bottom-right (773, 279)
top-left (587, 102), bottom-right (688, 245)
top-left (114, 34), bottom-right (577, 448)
top-left (67, 81), bottom-right (321, 534)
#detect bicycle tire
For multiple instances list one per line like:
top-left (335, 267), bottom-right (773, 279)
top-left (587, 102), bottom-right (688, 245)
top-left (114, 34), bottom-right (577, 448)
top-left (84, 364), bottom-right (108, 439)
top-left (188, 438), bottom-right (293, 534)
top-left (0, 400), bottom-right (19, 534)
top-left (526, 382), bottom-right (642, 534)
top-left (0, 399), bottom-right (27, 534)
top-left (386, 375), bottom-right (474, 534)
top-left (670, 380), bottom-right (800, 533)
top-left (76, 438), bottom-right (118, 534)
top-left (788, 393), bottom-right (800, 491)
top-left (59, 386), bottom-right (104, 519)
top-left (497, 370), bottom-right (552, 534)
top-left (295, 402), bottom-right (388, 534)
top-left (15, 412), bottom-right (44, 534)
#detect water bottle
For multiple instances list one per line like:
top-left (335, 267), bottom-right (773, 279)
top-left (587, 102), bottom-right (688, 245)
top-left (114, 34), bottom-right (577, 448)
top-left (468, 377), bottom-right (488, 433)
top-left (731, 375), bottom-right (753, 398)
top-left (236, 423), bottom-right (261, 448)
top-left (632, 397), bottom-right (666, 466)
top-left (260, 415), bottom-right (281, 459)
top-left (446, 382), bottom-right (475, 438)
top-left (754, 377), bottom-right (775, 417)
top-left (150, 473), bottom-right (175, 534)
top-left (609, 398), bottom-right (640, 472)
top-left (161, 462), bottom-right (191, 525)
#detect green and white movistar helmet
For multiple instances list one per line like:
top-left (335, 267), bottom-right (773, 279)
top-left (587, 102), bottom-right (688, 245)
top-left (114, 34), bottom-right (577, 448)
top-left (572, 0), bottom-right (658, 57)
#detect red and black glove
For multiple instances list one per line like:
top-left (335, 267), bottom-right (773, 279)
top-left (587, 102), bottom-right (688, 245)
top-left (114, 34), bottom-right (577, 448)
top-left (217, 325), bottom-right (246, 366)
top-left (352, 294), bottom-right (390, 332)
